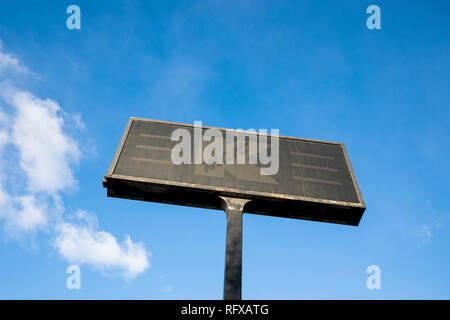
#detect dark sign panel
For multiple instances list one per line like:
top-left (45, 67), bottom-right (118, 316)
top-left (103, 118), bottom-right (366, 225)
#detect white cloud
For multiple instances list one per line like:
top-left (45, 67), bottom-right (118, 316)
top-left (12, 195), bottom-right (47, 231)
top-left (0, 86), bottom-right (79, 233)
top-left (0, 129), bottom-right (7, 146)
top-left (0, 114), bottom-right (48, 233)
top-left (0, 41), bottom-right (30, 76)
top-left (0, 88), bottom-right (81, 193)
top-left (0, 190), bottom-right (48, 234)
top-left (0, 41), bottom-right (151, 279)
top-left (0, 110), bottom-right (8, 147)
top-left (55, 210), bottom-right (150, 279)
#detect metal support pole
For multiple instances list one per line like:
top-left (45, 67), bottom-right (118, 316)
top-left (219, 196), bottom-right (252, 300)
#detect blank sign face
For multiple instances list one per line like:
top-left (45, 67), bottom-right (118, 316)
top-left (104, 118), bottom-right (366, 226)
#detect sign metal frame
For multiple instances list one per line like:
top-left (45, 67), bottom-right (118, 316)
top-left (103, 117), bottom-right (366, 226)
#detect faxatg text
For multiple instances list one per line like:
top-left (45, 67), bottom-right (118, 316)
top-left (180, 303), bottom-right (269, 318)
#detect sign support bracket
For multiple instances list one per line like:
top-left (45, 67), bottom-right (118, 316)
top-left (219, 196), bottom-right (252, 300)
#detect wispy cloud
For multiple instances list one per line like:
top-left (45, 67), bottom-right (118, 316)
top-left (0, 45), bottom-right (29, 76)
top-left (0, 41), bottom-right (150, 278)
top-left (416, 225), bottom-right (432, 245)
top-left (415, 200), bottom-right (449, 246)
top-left (149, 56), bottom-right (211, 117)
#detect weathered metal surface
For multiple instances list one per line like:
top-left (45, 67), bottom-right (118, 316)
top-left (220, 197), bottom-right (251, 300)
top-left (103, 118), bottom-right (366, 226)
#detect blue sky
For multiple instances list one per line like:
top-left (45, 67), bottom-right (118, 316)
top-left (0, 0), bottom-right (449, 299)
